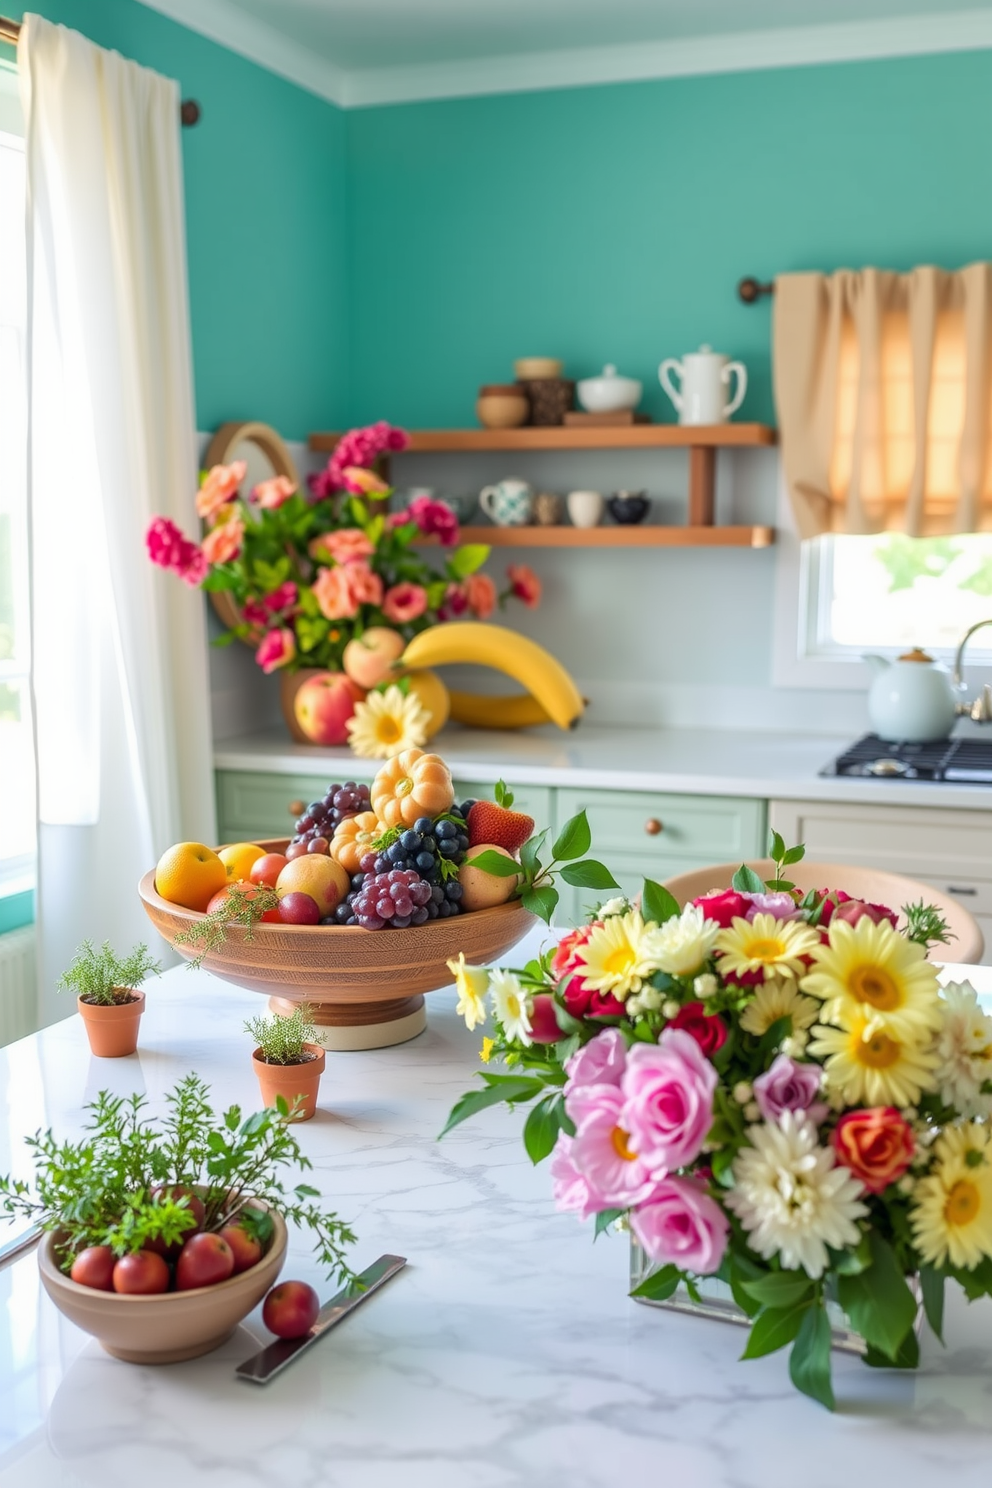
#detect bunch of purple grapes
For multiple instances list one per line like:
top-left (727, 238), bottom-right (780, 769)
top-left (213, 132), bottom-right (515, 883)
top-left (288, 780), bottom-right (371, 858)
top-left (349, 867), bottom-right (434, 930)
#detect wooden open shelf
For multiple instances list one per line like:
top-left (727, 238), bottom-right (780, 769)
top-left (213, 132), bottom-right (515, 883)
top-left (417, 525), bottom-right (774, 549)
top-left (309, 423), bottom-right (776, 454)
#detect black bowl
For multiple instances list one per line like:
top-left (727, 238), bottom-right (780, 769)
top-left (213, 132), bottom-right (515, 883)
top-left (608, 493), bottom-right (649, 525)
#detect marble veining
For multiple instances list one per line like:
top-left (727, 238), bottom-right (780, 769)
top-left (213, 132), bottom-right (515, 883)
top-left (1, 944), bottom-right (991, 1487)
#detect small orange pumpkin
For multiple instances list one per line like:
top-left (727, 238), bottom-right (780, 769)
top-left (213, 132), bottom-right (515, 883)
top-left (371, 748), bottom-right (455, 828)
top-left (330, 811), bottom-right (383, 875)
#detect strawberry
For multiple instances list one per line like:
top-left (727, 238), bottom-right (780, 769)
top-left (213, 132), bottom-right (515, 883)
top-left (467, 801), bottom-right (534, 856)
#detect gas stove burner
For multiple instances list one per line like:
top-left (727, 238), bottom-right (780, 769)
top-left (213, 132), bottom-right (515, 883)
top-left (865, 757), bottom-right (912, 777)
top-left (822, 734), bottom-right (992, 783)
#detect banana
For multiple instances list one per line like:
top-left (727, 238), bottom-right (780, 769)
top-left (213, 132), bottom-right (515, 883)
top-left (448, 690), bottom-right (554, 730)
top-left (401, 623), bottom-right (584, 731)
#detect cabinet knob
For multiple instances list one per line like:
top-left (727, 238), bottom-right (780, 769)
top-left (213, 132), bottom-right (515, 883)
top-left (644, 818), bottom-right (663, 836)
top-left (288, 799), bottom-right (305, 817)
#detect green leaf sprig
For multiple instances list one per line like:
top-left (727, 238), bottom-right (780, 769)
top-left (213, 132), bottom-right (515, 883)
top-left (468, 805), bottom-right (620, 924)
top-left (174, 882), bottom-right (281, 969)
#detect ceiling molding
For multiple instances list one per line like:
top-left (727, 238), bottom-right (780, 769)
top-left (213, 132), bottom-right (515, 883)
top-left (136, 2), bottom-right (992, 111)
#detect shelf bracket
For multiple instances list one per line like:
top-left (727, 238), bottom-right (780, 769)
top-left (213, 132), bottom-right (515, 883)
top-left (688, 446), bottom-right (716, 526)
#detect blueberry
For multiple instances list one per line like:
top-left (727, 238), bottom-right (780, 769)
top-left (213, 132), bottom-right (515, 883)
top-left (444, 880), bottom-right (463, 902)
top-left (435, 820), bottom-right (457, 840)
top-left (333, 904), bottom-right (352, 924)
top-left (374, 854), bottom-right (390, 874)
top-left (420, 834), bottom-right (436, 852)
top-left (414, 816), bottom-right (433, 834)
top-left (431, 884), bottom-right (445, 905)
top-left (456, 834), bottom-right (469, 852)
top-left (387, 842), bottom-right (407, 864)
top-left (400, 829), bottom-right (421, 851)
top-left (426, 900), bottom-right (439, 919)
top-left (351, 873), bottom-right (366, 891)
top-left (437, 839), bottom-right (457, 858)
top-left (411, 906), bottom-right (429, 926)
top-left (438, 899), bottom-right (452, 918)
top-left (415, 851), bottom-right (436, 872)
top-left (458, 800), bottom-right (477, 817)
top-left (392, 914), bottom-right (412, 929)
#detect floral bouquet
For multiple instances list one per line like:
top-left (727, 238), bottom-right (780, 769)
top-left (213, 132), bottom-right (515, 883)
top-left (443, 830), bottom-right (992, 1409)
top-left (146, 420), bottom-right (539, 678)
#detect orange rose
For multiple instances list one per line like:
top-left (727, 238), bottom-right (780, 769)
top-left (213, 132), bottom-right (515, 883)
top-left (312, 565), bottom-right (358, 621)
top-left (832, 1107), bottom-right (915, 1194)
top-left (309, 528), bottom-right (375, 565)
top-left (196, 460), bottom-right (247, 519)
top-left (346, 561), bottom-right (384, 608)
top-left (464, 572), bottom-right (496, 620)
top-left (201, 514), bottom-right (245, 564)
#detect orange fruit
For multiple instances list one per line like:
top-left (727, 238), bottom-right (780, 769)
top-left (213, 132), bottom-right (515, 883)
top-left (218, 842), bottom-right (266, 882)
top-left (155, 842), bottom-right (229, 912)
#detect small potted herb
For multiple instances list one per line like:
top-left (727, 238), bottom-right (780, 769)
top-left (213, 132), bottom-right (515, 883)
top-left (245, 1004), bottom-right (326, 1120)
top-left (57, 941), bottom-right (161, 1057)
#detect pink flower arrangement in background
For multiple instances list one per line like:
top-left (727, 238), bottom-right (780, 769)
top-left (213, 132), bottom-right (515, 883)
top-left (145, 516), bottom-right (207, 587)
top-left (383, 582), bottom-right (428, 624)
top-left (201, 514), bottom-right (245, 565)
top-left (310, 420), bottom-right (409, 500)
top-left (196, 460), bottom-right (246, 520)
top-left (256, 627), bottom-right (296, 673)
top-left (251, 475), bottom-right (297, 509)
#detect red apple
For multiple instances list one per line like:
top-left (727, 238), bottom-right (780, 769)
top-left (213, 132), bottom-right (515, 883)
top-left (278, 891), bottom-right (321, 925)
top-left (113, 1250), bottom-right (170, 1294)
top-left (262, 1279), bottom-right (320, 1339)
top-left (71, 1245), bottom-right (116, 1291)
top-left (219, 1222), bottom-right (263, 1274)
top-left (293, 672), bottom-right (365, 746)
top-left (175, 1232), bottom-right (235, 1291)
top-left (250, 852), bottom-right (288, 888)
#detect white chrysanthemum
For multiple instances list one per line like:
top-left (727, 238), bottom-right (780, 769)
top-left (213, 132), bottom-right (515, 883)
top-left (934, 982), bottom-right (992, 1118)
top-left (648, 903), bottom-right (720, 978)
top-left (489, 968), bottom-right (532, 1045)
top-left (597, 897), bottom-right (630, 919)
top-left (726, 1112), bottom-right (868, 1278)
top-left (739, 978), bottom-right (820, 1037)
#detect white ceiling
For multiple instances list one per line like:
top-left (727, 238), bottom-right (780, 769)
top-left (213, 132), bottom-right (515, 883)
top-left (137, 0), bottom-right (992, 107)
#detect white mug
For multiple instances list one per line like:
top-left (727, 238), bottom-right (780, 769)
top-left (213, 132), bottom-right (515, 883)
top-left (479, 478), bottom-right (534, 526)
top-left (566, 490), bottom-right (604, 528)
top-left (658, 345), bottom-right (747, 425)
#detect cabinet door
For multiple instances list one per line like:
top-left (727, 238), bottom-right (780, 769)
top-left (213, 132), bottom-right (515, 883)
top-left (554, 790), bottom-right (766, 926)
top-left (216, 770), bottom-right (353, 841)
top-left (450, 780), bottom-right (552, 828)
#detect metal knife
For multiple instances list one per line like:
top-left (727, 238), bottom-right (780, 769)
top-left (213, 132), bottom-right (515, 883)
top-left (235, 1253), bottom-right (407, 1384)
top-left (0, 1226), bottom-right (42, 1270)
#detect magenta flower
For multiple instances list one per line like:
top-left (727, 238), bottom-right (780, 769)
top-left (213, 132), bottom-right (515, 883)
top-left (255, 627), bottom-right (296, 674)
top-left (753, 1054), bottom-right (828, 1126)
top-left (631, 1178), bottom-right (729, 1274)
top-left (179, 543), bottom-right (208, 587)
top-left (409, 495), bottom-right (459, 547)
top-left (569, 1086), bottom-right (660, 1209)
top-left (309, 421), bottom-right (410, 501)
top-left (621, 1029), bottom-right (718, 1174)
top-left (146, 517), bottom-right (207, 587)
top-left (549, 1133), bottom-right (601, 1220)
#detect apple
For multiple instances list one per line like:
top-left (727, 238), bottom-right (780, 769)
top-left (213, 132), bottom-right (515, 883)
top-left (276, 856), bottom-right (349, 918)
top-left (206, 882), bottom-right (281, 922)
top-left (113, 1250), bottom-right (170, 1295)
top-left (278, 891), bottom-right (321, 925)
top-left (71, 1245), bottom-right (116, 1291)
top-left (342, 627), bottom-right (405, 690)
top-left (219, 1222), bottom-right (263, 1274)
top-left (294, 672), bottom-right (365, 746)
top-left (458, 844), bottom-right (519, 912)
top-left (262, 1279), bottom-right (320, 1339)
top-left (250, 852), bottom-right (288, 888)
top-left (175, 1232), bottom-right (235, 1291)
top-left (219, 841), bottom-right (266, 882)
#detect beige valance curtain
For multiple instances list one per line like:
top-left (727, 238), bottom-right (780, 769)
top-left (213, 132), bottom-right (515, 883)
top-left (773, 265), bottom-right (992, 539)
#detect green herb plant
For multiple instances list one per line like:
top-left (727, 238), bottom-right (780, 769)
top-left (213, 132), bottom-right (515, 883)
top-left (174, 881), bottom-right (281, 968)
top-left (246, 1004), bottom-right (319, 1064)
top-left (57, 940), bottom-right (161, 1006)
top-left (468, 798), bottom-right (620, 923)
top-left (0, 1075), bottom-right (355, 1279)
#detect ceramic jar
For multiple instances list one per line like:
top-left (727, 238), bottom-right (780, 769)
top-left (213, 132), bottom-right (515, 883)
top-left (576, 364), bottom-right (642, 414)
top-left (518, 377), bottom-right (575, 425)
top-left (608, 491), bottom-right (649, 524)
top-left (533, 491), bottom-right (564, 525)
top-left (513, 357), bottom-right (563, 380)
top-left (477, 384), bottom-right (529, 429)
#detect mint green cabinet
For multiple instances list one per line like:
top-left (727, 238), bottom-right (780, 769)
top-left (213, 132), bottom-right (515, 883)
top-left (553, 789), bottom-right (767, 925)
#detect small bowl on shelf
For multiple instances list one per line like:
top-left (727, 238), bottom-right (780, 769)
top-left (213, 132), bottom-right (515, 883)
top-left (577, 364), bottom-right (642, 414)
top-left (608, 492), bottom-right (650, 525)
top-left (477, 384), bottom-right (529, 429)
top-left (513, 357), bottom-right (563, 380)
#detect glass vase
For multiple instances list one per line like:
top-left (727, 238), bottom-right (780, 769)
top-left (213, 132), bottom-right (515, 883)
top-left (629, 1236), bottom-right (867, 1356)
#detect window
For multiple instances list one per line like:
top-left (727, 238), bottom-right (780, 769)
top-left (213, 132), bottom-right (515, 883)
top-left (0, 68), bottom-right (34, 894)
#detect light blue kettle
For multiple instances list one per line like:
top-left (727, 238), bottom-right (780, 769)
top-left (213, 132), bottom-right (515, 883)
top-left (864, 648), bottom-right (958, 742)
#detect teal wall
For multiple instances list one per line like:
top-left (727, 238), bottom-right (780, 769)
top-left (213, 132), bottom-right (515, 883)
top-left (8, 0), bottom-right (348, 441)
top-left (344, 51), bottom-right (992, 429)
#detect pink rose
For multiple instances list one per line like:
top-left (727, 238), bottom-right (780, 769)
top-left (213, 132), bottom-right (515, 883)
top-left (444, 582), bottom-right (469, 617)
top-left (506, 563), bottom-right (541, 608)
top-left (464, 573), bottom-right (496, 620)
top-left (565, 1028), bottom-right (627, 1091)
top-left (309, 529), bottom-right (376, 566)
top-left (409, 495), bottom-right (459, 547)
top-left (631, 1177), bottom-right (729, 1274)
top-left (255, 627), bottom-right (296, 674)
top-left (312, 565), bottom-right (359, 621)
top-left (196, 461), bottom-right (246, 519)
top-left (569, 1085), bottom-right (660, 1209)
top-left (251, 475), bottom-right (297, 509)
top-left (550, 1133), bottom-right (600, 1220)
top-left (346, 561), bottom-right (384, 608)
top-left (179, 544), bottom-right (208, 586)
top-left (693, 889), bottom-right (752, 928)
top-left (830, 898), bottom-right (898, 930)
top-left (744, 891), bottom-right (802, 921)
top-left (146, 517), bottom-right (206, 586)
top-left (383, 582), bottom-right (428, 624)
top-left (243, 581), bottom-right (299, 627)
top-left (201, 515), bottom-right (245, 565)
top-left (753, 1054), bottom-right (828, 1126)
top-left (621, 1030), bottom-right (718, 1173)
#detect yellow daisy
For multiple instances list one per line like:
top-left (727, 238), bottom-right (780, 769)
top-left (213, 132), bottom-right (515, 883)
top-left (346, 685), bottom-right (429, 759)
top-left (447, 953), bottom-right (489, 1032)
top-left (714, 913), bottom-right (821, 983)
top-left (800, 916), bottom-right (941, 1043)
top-left (910, 1123), bottom-right (992, 1270)
top-left (808, 1013), bottom-right (938, 1108)
top-left (573, 909), bottom-right (660, 1001)
top-left (739, 978), bottom-right (820, 1037)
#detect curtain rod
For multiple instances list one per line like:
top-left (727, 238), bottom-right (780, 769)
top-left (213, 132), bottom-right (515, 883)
top-left (0, 14), bottom-right (201, 124)
top-left (738, 278), bottom-right (774, 303)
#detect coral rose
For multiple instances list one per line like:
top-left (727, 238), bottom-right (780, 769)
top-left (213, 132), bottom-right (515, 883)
top-left (465, 572), bottom-right (497, 620)
top-left (506, 563), bottom-right (541, 607)
top-left (383, 582), bottom-right (428, 624)
top-left (255, 627), bottom-right (296, 674)
top-left (551, 924), bottom-right (597, 983)
top-left (342, 466), bottom-right (390, 497)
top-left (309, 528), bottom-right (375, 565)
top-left (345, 562), bottom-right (384, 608)
top-left (631, 1177), bottom-right (729, 1274)
top-left (832, 1107), bottom-right (915, 1194)
top-left (693, 889), bottom-right (752, 928)
top-left (830, 897), bottom-right (899, 930)
top-left (668, 1001), bottom-right (727, 1057)
top-left (312, 565), bottom-right (358, 621)
top-left (251, 475), bottom-right (296, 509)
top-left (201, 515), bottom-right (245, 564)
top-left (196, 460), bottom-right (246, 519)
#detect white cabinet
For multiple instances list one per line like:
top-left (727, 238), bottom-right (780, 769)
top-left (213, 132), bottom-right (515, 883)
top-left (769, 799), bottom-right (992, 965)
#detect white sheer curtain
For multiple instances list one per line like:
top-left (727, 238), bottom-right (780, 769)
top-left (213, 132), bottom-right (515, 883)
top-left (19, 15), bottom-right (215, 1024)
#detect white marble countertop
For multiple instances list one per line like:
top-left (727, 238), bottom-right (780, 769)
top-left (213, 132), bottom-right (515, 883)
top-left (214, 724), bottom-right (992, 810)
top-left (2, 943), bottom-right (992, 1488)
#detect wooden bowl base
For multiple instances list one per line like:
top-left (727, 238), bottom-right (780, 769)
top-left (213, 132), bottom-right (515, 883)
top-left (267, 994), bottom-right (427, 1051)
top-left (102, 1327), bottom-right (236, 1364)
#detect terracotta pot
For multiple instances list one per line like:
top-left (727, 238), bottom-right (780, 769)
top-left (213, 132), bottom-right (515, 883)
top-left (279, 667), bottom-right (327, 744)
top-left (477, 385), bottom-right (529, 429)
top-left (252, 1044), bottom-right (326, 1120)
top-left (77, 990), bottom-right (145, 1057)
top-left (39, 1206), bottom-right (287, 1364)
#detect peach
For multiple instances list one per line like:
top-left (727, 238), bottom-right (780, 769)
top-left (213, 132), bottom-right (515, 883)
top-left (458, 843), bottom-right (519, 912)
top-left (342, 627), bottom-right (405, 690)
top-left (294, 672), bottom-right (365, 746)
top-left (275, 855), bottom-right (350, 917)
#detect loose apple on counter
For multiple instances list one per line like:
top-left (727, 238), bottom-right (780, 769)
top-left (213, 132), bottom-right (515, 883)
top-left (293, 671), bottom-right (365, 746)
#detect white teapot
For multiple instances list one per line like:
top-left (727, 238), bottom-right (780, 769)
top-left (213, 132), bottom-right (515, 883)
top-left (658, 344), bottom-right (747, 425)
top-left (864, 648), bottom-right (958, 742)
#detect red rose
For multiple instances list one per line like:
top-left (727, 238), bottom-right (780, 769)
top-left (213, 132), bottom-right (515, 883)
top-left (832, 1107), bottom-right (915, 1194)
top-left (588, 990), bottom-right (625, 1019)
top-left (693, 889), bottom-right (751, 928)
top-left (528, 994), bottom-right (562, 1045)
top-left (561, 975), bottom-right (593, 1018)
top-left (550, 924), bottom-right (597, 984)
top-left (814, 890), bottom-right (853, 927)
top-left (831, 898), bottom-right (898, 930)
top-left (668, 1001), bottom-right (727, 1057)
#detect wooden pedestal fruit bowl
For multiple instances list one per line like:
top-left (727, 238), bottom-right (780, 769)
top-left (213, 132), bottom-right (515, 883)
top-left (139, 839), bottom-right (536, 1050)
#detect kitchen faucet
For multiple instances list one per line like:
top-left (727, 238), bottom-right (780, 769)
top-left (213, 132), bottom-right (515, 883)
top-left (952, 618), bottom-right (992, 722)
